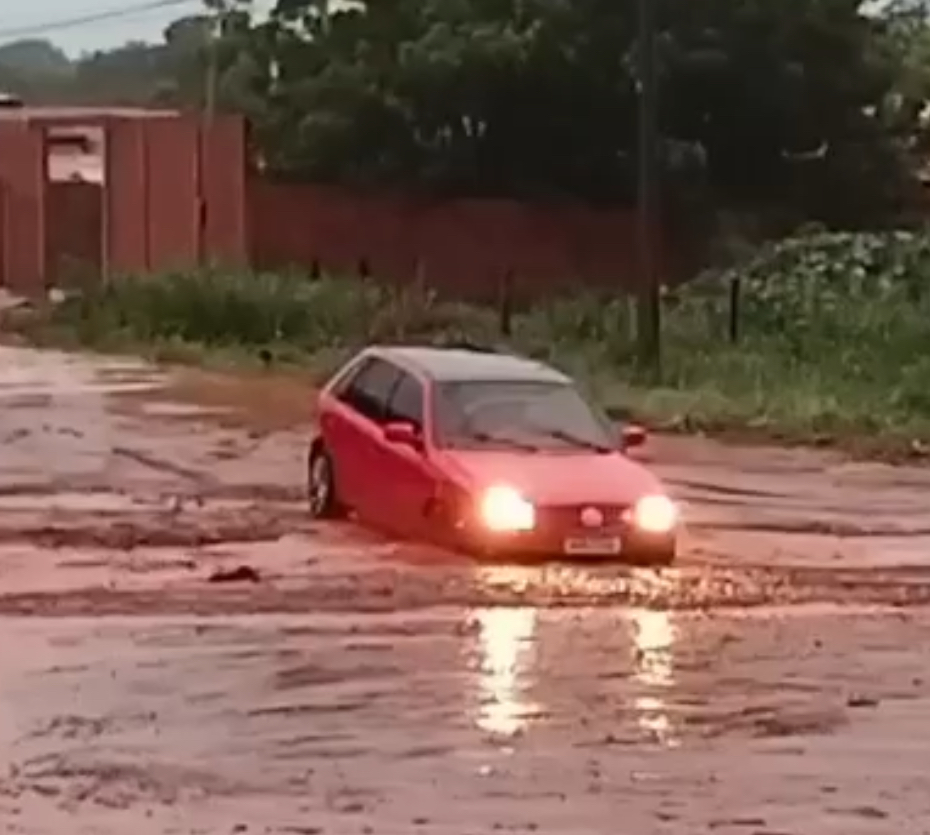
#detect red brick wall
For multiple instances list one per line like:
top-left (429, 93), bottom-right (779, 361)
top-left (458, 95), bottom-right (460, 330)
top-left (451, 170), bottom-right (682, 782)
top-left (102, 114), bottom-right (249, 276)
top-left (200, 116), bottom-right (248, 267)
top-left (0, 123), bottom-right (47, 296)
top-left (2, 114), bottom-right (678, 300)
top-left (103, 118), bottom-right (147, 276)
top-left (249, 180), bottom-right (662, 301)
top-left (0, 183), bottom-right (5, 291)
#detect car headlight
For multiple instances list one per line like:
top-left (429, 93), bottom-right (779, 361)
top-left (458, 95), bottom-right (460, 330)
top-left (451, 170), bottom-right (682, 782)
top-left (479, 484), bottom-right (536, 532)
top-left (631, 494), bottom-right (678, 533)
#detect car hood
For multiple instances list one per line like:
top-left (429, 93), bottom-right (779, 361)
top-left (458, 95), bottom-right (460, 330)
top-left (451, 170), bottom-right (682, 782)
top-left (439, 449), bottom-right (665, 506)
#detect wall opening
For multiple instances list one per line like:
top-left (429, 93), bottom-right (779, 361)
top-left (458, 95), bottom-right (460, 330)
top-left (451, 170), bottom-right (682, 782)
top-left (45, 125), bottom-right (104, 288)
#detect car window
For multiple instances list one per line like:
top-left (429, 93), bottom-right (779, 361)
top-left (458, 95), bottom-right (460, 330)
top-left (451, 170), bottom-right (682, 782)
top-left (385, 371), bottom-right (424, 429)
top-left (328, 356), bottom-right (369, 398)
top-left (339, 358), bottom-right (403, 424)
top-left (433, 380), bottom-right (613, 451)
top-left (327, 357), bottom-right (374, 400)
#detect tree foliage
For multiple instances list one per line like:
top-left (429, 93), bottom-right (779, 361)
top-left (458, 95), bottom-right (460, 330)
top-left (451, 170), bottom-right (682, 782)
top-left (2, 0), bottom-right (930, 225)
top-left (0, 22), bottom-right (214, 107)
top-left (211, 0), bottom-right (924, 225)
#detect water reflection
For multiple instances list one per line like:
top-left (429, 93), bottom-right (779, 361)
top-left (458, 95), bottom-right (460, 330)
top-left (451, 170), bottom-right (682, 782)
top-left (628, 606), bottom-right (678, 745)
top-left (468, 565), bottom-right (680, 741)
top-left (472, 604), bottom-right (539, 737)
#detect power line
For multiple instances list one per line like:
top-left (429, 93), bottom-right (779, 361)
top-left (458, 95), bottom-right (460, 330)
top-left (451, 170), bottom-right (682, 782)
top-left (0, 0), bottom-right (198, 41)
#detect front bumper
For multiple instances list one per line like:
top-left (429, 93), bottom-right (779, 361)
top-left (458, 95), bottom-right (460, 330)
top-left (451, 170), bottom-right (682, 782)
top-left (459, 518), bottom-right (677, 563)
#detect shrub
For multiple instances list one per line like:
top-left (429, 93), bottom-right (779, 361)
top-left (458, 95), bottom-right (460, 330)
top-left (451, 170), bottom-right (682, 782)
top-left (658, 229), bottom-right (930, 434)
top-left (33, 229), bottom-right (930, 443)
top-left (51, 268), bottom-right (504, 352)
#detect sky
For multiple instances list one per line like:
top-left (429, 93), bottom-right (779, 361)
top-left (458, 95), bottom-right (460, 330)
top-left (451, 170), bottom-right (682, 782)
top-left (0, 0), bottom-right (271, 56)
top-left (0, 0), bottom-right (910, 57)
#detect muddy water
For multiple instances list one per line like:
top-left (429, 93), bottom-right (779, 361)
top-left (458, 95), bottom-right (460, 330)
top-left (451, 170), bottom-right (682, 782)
top-left (2, 345), bottom-right (930, 832)
top-left (3, 609), bottom-right (930, 833)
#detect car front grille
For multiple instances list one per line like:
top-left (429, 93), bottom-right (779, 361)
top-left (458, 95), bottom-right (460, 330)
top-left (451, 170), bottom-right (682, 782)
top-left (536, 504), bottom-right (629, 533)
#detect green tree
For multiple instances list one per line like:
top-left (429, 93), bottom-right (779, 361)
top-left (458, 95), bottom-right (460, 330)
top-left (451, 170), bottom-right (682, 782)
top-left (659, 0), bottom-right (915, 225)
top-left (0, 39), bottom-right (71, 77)
top-left (0, 39), bottom-right (73, 101)
top-left (0, 19), bottom-right (220, 108)
top-left (226, 0), bottom-right (919, 225)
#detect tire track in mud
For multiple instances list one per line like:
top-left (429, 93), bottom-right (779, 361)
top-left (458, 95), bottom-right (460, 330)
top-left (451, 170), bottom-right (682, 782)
top-left (110, 445), bottom-right (220, 488)
top-left (0, 501), bottom-right (315, 549)
top-left (691, 519), bottom-right (930, 537)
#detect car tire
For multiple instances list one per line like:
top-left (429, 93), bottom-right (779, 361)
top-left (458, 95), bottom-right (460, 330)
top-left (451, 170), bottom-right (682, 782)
top-left (307, 443), bottom-right (345, 519)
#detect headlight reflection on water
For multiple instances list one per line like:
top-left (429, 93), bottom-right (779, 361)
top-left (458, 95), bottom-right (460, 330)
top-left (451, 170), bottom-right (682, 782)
top-left (628, 607), bottom-right (679, 746)
top-left (474, 561), bottom-right (682, 605)
top-left (469, 566), bottom-right (680, 743)
top-left (473, 605), bottom-right (539, 737)
top-left (468, 566), bottom-right (541, 737)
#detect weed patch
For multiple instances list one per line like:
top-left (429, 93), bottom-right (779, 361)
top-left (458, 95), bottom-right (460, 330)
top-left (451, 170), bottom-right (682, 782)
top-left (13, 230), bottom-right (930, 455)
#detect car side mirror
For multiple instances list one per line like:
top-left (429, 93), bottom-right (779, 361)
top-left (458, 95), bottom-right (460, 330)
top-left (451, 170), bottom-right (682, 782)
top-left (620, 424), bottom-right (647, 450)
top-left (383, 421), bottom-right (422, 449)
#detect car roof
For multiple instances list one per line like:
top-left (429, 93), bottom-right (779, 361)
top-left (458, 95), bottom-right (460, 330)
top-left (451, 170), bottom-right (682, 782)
top-left (369, 345), bottom-right (571, 384)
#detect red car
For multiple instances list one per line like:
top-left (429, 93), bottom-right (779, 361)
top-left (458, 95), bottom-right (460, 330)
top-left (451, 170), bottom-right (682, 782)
top-left (306, 345), bottom-right (679, 564)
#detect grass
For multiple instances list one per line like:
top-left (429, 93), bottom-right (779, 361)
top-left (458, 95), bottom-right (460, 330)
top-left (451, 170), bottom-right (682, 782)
top-left (9, 230), bottom-right (930, 460)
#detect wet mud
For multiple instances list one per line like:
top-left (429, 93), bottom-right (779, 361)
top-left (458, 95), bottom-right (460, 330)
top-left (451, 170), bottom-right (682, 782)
top-left (2, 345), bottom-right (930, 832)
top-left (4, 608), bottom-right (930, 834)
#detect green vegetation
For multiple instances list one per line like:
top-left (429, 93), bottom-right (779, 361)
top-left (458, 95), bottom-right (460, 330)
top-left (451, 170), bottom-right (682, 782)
top-left (14, 229), bottom-right (930, 457)
top-left (0, 18), bottom-right (220, 107)
top-left (228, 0), bottom-right (920, 226)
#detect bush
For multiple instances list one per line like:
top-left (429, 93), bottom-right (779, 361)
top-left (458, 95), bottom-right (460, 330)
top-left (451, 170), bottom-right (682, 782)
top-left (52, 268), bottom-right (502, 353)
top-left (32, 229), bottom-right (930, 445)
top-left (658, 230), bottom-right (930, 434)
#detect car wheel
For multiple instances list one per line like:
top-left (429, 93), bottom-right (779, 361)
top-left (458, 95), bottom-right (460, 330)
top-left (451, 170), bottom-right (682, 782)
top-left (307, 444), bottom-right (344, 519)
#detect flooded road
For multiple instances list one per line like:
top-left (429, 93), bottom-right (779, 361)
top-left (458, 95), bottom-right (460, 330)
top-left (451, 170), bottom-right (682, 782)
top-left (2, 345), bottom-right (930, 833)
top-left (4, 609), bottom-right (930, 834)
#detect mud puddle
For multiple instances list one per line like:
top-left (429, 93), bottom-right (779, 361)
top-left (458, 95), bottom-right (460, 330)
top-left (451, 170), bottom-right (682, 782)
top-left (2, 343), bottom-right (930, 614)
top-left (4, 346), bottom-right (930, 832)
top-left (2, 607), bottom-right (930, 833)
top-left (5, 537), bottom-right (930, 618)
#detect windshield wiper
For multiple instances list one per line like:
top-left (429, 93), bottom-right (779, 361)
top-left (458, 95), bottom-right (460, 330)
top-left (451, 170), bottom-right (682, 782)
top-left (465, 430), bottom-right (540, 452)
top-left (537, 428), bottom-right (612, 453)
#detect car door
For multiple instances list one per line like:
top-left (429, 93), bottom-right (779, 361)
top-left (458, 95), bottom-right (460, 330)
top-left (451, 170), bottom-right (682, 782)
top-left (324, 357), bottom-right (402, 518)
top-left (376, 370), bottom-right (438, 539)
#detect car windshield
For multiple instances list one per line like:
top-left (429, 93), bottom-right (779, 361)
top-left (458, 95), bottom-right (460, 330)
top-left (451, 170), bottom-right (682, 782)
top-left (433, 380), bottom-right (615, 452)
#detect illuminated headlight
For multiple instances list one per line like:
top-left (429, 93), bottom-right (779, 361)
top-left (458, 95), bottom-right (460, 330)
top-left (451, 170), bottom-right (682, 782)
top-left (479, 485), bottom-right (536, 532)
top-left (630, 494), bottom-right (678, 534)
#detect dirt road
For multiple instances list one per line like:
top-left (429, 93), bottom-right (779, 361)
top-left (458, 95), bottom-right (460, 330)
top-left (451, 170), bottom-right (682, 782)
top-left (2, 345), bottom-right (930, 833)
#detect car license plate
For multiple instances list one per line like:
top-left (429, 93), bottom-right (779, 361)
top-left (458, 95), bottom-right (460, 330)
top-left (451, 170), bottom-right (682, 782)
top-left (563, 536), bottom-right (622, 555)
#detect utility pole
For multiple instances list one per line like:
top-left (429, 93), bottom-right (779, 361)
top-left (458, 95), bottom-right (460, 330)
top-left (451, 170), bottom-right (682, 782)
top-left (635, 0), bottom-right (661, 373)
top-left (320, 0), bottom-right (331, 32)
top-left (204, 3), bottom-right (222, 120)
